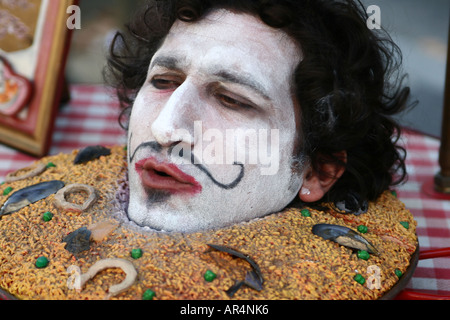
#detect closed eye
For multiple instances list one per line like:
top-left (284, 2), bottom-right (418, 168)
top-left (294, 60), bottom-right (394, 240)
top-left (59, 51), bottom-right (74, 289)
top-left (150, 77), bottom-right (181, 91)
top-left (215, 93), bottom-right (253, 111)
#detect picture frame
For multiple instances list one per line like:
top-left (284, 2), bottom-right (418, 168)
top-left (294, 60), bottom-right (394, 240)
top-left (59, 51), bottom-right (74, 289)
top-left (0, 0), bottom-right (77, 156)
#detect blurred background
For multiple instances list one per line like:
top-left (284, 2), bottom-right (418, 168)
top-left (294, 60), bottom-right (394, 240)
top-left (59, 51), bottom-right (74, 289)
top-left (66, 0), bottom-right (449, 138)
top-left (65, 0), bottom-right (145, 84)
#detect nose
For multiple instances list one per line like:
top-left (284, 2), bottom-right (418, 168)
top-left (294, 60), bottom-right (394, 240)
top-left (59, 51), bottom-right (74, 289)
top-left (150, 81), bottom-right (201, 147)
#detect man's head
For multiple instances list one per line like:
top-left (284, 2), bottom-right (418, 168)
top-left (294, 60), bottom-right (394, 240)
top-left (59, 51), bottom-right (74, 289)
top-left (107, 0), bottom-right (410, 232)
top-left (126, 9), bottom-right (305, 231)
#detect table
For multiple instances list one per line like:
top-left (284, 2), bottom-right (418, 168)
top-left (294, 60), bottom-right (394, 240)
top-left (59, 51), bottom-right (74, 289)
top-left (0, 84), bottom-right (449, 298)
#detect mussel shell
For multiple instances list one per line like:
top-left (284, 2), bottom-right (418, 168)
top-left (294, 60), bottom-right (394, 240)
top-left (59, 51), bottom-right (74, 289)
top-left (207, 243), bottom-right (264, 296)
top-left (0, 180), bottom-right (65, 217)
top-left (312, 223), bottom-right (379, 255)
top-left (334, 191), bottom-right (368, 215)
top-left (63, 227), bottom-right (92, 254)
top-left (74, 145), bottom-right (111, 164)
top-left (207, 243), bottom-right (263, 284)
top-left (244, 270), bottom-right (263, 291)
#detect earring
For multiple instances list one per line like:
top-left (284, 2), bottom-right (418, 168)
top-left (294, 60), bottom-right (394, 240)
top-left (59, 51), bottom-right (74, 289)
top-left (300, 187), bottom-right (311, 195)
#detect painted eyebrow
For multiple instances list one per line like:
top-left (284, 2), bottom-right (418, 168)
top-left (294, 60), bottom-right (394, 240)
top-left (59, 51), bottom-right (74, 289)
top-left (150, 55), bottom-right (185, 71)
top-left (212, 70), bottom-right (271, 101)
top-left (150, 54), bottom-right (271, 101)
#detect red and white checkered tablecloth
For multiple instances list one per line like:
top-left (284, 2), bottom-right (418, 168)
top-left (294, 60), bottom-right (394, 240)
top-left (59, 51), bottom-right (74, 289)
top-left (0, 84), bottom-right (449, 298)
top-left (396, 131), bottom-right (450, 297)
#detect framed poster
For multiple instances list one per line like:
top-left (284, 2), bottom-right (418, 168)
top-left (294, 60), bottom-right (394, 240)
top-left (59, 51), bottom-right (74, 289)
top-left (0, 0), bottom-right (77, 156)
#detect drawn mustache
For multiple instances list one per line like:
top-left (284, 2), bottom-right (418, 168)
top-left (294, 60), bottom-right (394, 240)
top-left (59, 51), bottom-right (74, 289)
top-left (129, 135), bottom-right (244, 190)
top-left (129, 141), bottom-right (162, 163)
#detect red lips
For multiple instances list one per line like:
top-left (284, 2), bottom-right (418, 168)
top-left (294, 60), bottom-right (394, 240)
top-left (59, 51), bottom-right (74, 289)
top-left (135, 157), bottom-right (202, 195)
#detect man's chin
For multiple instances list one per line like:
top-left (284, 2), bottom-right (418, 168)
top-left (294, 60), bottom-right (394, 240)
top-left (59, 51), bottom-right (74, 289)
top-left (126, 201), bottom-right (228, 233)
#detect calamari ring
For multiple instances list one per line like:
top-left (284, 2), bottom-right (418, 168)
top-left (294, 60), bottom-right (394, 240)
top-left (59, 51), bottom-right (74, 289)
top-left (54, 184), bottom-right (98, 213)
top-left (5, 163), bottom-right (47, 183)
top-left (79, 258), bottom-right (137, 299)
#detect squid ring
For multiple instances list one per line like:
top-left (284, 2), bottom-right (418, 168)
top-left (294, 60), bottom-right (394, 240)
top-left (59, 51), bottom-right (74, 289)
top-left (5, 163), bottom-right (47, 183)
top-left (54, 184), bottom-right (98, 213)
top-left (79, 258), bottom-right (138, 299)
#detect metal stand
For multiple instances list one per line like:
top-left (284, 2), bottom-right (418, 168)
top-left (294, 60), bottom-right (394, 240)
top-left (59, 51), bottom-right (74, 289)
top-left (434, 22), bottom-right (450, 194)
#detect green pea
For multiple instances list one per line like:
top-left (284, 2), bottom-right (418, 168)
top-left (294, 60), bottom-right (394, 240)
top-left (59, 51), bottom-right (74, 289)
top-left (400, 221), bottom-right (409, 229)
top-left (42, 211), bottom-right (53, 222)
top-left (3, 186), bottom-right (13, 196)
top-left (142, 289), bottom-right (156, 300)
top-left (357, 225), bottom-right (368, 234)
top-left (46, 162), bottom-right (56, 168)
top-left (391, 190), bottom-right (397, 197)
top-left (131, 248), bottom-right (143, 259)
top-left (395, 269), bottom-right (403, 278)
top-left (301, 209), bottom-right (311, 217)
top-left (354, 273), bottom-right (365, 285)
top-left (35, 256), bottom-right (49, 268)
top-left (357, 250), bottom-right (370, 260)
top-left (204, 270), bottom-right (217, 282)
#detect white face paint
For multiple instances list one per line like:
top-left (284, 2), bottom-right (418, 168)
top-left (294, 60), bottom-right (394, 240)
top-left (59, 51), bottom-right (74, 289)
top-left (127, 9), bottom-right (304, 232)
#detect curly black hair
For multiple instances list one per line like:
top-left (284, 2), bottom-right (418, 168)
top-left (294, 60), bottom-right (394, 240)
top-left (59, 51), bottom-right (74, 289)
top-left (105, 0), bottom-right (412, 206)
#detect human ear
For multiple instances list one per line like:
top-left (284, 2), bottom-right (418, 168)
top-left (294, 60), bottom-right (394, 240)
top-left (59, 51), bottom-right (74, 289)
top-left (299, 151), bottom-right (347, 202)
